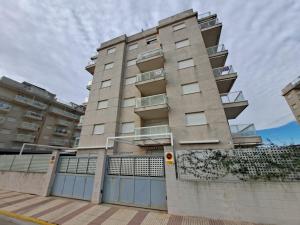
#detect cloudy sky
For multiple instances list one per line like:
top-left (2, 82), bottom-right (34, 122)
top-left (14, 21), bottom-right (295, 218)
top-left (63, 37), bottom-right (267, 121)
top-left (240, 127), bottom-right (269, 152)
top-left (0, 0), bottom-right (300, 130)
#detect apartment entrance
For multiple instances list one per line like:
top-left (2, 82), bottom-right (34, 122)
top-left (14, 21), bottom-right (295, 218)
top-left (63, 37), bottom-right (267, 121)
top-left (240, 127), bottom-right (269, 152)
top-left (102, 155), bottom-right (167, 210)
top-left (51, 156), bottom-right (96, 201)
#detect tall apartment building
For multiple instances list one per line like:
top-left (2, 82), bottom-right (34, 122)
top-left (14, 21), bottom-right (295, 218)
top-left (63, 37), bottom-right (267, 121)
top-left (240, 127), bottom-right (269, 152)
top-left (0, 76), bottom-right (85, 152)
top-left (282, 76), bottom-right (300, 123)
top-left (80, 9), bottom-right (262, 155)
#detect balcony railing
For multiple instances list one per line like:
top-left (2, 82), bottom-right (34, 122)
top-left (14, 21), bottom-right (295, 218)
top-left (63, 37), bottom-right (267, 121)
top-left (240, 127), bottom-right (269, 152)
top-left (24, 111), bottom-right (43, 120)
top-left (137, 48), bottom-right (163, 62)
top-left (56, 119), bottom-right (72, 127)
top-left (15, 134), bottom-right (35, 143)
top-left (86, 80), bottom-right (92, 90)
top-left (207, 44), bottom-right (226, 56)
top-left (0, 102), bottom-right (11, 112)
top-left (53, 129), bottom-right (68, 136)
top-left (136, 68), bottom-right (166, 83)
top-left (221, 91), bottom-right (245, 104)
top-left (87, 60), bottom-right (96, 67)
top-left (291, 76), bottom-right (300, 86)
top-left (136, 94), bottom-right (167, 108)
top-left (49, 139), bottom-right (69, 146)
top-left (213, 66), bottom-right (234, 77)
top-left (199, 18), bottom-right (220, 30)
top-left (49, 107), bottom-right (80, 120)
top-left (198, 12), bottom-right (212, 20)
top-left (15, 95), bottom-right (47, 110)
top-left (135, 125), bottom-right (170, 139)
top-left (20, 122), bottom-right (39, 131)
top-left (230, 124), bottom-right (257, 137)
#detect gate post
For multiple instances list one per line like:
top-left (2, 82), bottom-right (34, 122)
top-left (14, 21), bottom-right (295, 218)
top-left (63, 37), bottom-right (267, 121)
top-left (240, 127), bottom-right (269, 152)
top-left (42, 150), bottom-right (60, 197)
top-left (91, 150), bottom-right (106, 204)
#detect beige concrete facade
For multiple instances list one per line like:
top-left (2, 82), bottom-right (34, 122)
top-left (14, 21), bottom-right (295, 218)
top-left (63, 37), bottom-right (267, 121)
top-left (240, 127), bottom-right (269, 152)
top-left (0, 76), bottom-right (84, 151)
top-left (79, 9), bottom-right (261, 154)
top-left (282, 76), bottom-right (300, 123)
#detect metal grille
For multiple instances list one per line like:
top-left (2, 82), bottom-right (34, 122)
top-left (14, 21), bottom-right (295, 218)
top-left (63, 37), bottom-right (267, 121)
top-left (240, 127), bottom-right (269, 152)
top-left (107, 156), bottom-right (164, 177)
top-left (57, 156), bottom-right (97, 175)
top-left (176, 147), bottom-right (300, 182)
top-left (0, 154), bottom-right (51, 173)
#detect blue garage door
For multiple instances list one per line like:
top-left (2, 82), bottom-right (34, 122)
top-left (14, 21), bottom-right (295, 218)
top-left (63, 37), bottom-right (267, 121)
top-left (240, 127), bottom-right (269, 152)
top-left (102, 156), bottom-right (167, 210)
top-left (51, 156), bottom-right (96, 201)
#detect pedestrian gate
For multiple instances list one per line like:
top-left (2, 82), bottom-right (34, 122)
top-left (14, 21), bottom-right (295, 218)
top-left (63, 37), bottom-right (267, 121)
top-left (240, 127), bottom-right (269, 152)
top-left (102, 156), bottom-right (167, 210)
top-left (51, 156), bottom-right (96, 201)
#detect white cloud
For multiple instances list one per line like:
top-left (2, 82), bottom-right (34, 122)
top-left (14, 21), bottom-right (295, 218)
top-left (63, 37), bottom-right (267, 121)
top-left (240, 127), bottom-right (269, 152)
top-left (0, 0), bottom-right (299, 129)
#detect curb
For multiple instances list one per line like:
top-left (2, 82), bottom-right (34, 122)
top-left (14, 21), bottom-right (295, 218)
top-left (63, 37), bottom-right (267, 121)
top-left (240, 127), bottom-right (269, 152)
top-left (0, 209), bottom-right (56, 225)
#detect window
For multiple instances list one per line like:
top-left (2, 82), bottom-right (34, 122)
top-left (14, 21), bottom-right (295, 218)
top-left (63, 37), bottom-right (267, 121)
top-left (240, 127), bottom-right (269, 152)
top-left (173, 23), bottom-right (186, 31)
top-left (185, 112), bottom-right (207, 126)
top-left (125, 76), bottom-right (136, 85)
top-left (120, 122), bottom-right (135, 134)
top-left (146, 37), bottom-right (157, 45)
top-left (122, 98), bottom-right (136, 107)
top-left (101, 80), bottom-right (111, 88)
top-left (127, 59), bottom-right (136, 67)
top-left (93, 124), bottom-right (104, 135)
top-left (97, 100), bottom-right (108, 109)
top-left (128, 43), bottom-right (138, 50)
top-left (104, 62), bottom-right (114, 70)
top-left (182, 82), bottom-right (200, 95)
top-left (107, 47), bottom-right (116, 54)
top-left (178, 58), bottom-right (194, 69)
top-left (175, 39), bottom-right (190, 49)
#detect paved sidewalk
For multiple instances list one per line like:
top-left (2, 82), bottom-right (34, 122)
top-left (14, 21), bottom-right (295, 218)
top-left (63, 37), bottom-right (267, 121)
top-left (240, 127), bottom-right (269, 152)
top-left (0, 190), bottom-right (264, 225)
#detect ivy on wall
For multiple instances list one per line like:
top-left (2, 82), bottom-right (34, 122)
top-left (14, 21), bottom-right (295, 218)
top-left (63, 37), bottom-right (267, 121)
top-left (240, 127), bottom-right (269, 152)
top-left (176, 146), bottom-right (300, 182)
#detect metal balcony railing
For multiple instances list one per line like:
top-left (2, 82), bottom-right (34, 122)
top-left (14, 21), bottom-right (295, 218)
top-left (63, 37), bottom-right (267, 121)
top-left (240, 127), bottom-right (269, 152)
top-left (207, 44), bottom-right (226, 56)
top-left (135, 94), bottom-right (167, 108)
top-left (87, 60), bottom-right (96, 67)
top-left (198, 12), bottom-right (212, 20)
top-left (291, 76), bottom-right (300, 86)
top-left (213, 65), bottom-right (234, 77)
top-left (199, 18), bottom-right (220, 29)
top-left (56, 120), bottom-right (72, 127)
top-left (53, 129), bottom-right (68, 136)
top-left (15, 134), bottom-right (35, 143)
top-left (49, 107), bottom-right (80, 120)
top-left (230, 124), bottom-right (257, 137)
top-left (221, 91), bottom-right (245, 104)
top-left (20, 122), bottom-right (39, 131)
top-left (0, 102), bottom-right (11, 112)
top-left (135, 125), bottom-right (170, 139)
top-left (136, 68), bottom-right (166, 83)
top-left (15, 95), bottom-right (47, 110)
top-left (24, 111), bottom-right (43, 120)
top-left (137, 48), bottom-right (163, 62)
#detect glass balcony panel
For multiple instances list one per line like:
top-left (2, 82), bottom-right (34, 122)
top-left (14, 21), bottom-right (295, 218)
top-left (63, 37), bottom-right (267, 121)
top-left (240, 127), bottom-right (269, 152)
top-left (135, 125), bottom-right (170, 139)
top-left (221, 91), bottom-right (245, 104)
top-left (230, 124), bottom-right (257, 137)
top-left (136, 68), bottom-right (166, 83)
top-left (199, 18), bottom-right (220, 29)
top-left (207, 44), bottom-right (226, 56)
top-left (213, 66), bottom-right (234, 77)
top-left (137, 48), bottom-right (163, 62)
top-left (136, 94), bottom-right (167, 108)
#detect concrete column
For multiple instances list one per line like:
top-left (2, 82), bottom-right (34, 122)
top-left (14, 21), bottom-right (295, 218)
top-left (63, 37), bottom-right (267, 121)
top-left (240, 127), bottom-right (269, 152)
top-left (91, 150), bottom-right (106, 204)
top-left (163, 146), bottom-right (177, 214)
top-left (41, 150), bottom-right (60, 196)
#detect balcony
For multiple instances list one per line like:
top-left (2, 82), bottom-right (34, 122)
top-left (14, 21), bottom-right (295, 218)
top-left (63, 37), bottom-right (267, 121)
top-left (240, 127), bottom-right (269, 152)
top-left (19, 122), bottom-right (39, 131)
top-left (221, 91), bottom-right (248, 119)
top-left (282, 76), bottom-right (300, 95)
top-left (135, 94), bottom-right (168, 120)
top-left (53, 129), bottom-right (68, 137)
top-left (24, 111), bottom-right (43, 121)
top-left (199, 17), bottom-right (222, 48)
top-left (14, 95), bottom-right (47, 110)
top-left (49, 107), bottom-right (80, 120)
top-left (135, 68), bottom-right (166, 95)
top-left (0, 102), bottom-right (12, 113)
top-left (134, 125), bottom-right (171, 146)
top-left (49, 139), bottom-right (69, 147)
top-left (207, 44), bottom-right (228, 69)
top-left (56, 119), bottom-right (72, 127)
top-left (213, 66), bottom-right (237, 93)
top-left (136, 48), bottom-right (164, 72)
top-left (85, 60), bottom-right (96, 75)
top-left (15, 134), bottom-right (35, 143)
top-left (230, 124), bottom-right (262, 146)
top-left (91, 52), bottom-right (98, 60)
top-left (86, 80), bottom-right (92, 90)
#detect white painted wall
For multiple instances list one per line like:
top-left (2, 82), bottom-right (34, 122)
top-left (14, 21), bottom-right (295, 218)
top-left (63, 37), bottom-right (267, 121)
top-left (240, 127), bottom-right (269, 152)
top-left (164, 147), bottom-right (300, 225)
